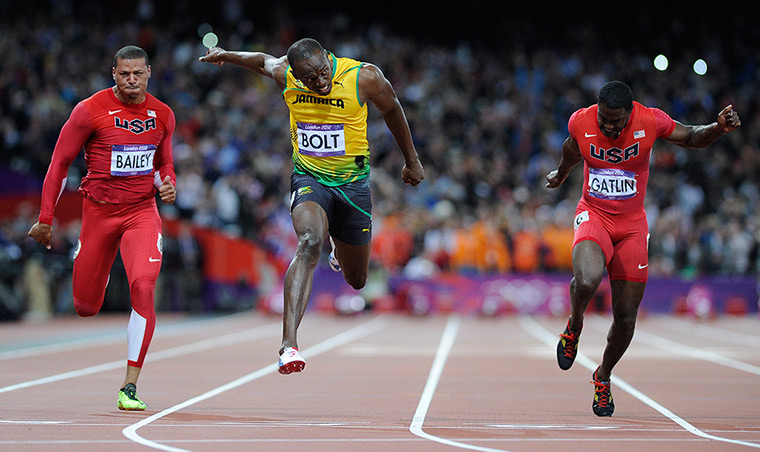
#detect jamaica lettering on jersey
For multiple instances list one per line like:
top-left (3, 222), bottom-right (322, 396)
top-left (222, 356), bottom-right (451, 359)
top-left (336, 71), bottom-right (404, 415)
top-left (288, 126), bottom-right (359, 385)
top-left (283, 53), bottom-right (369, 187)
top-left (569, 102), bottom-right (675, 215)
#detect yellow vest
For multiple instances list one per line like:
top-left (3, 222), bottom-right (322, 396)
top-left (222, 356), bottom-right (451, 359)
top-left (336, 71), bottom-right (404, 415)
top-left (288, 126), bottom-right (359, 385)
top-left (283, 53), bottom-right (369, 186)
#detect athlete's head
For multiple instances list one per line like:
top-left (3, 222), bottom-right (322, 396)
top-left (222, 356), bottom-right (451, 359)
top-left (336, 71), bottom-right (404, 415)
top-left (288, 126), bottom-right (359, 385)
top-left (287, 38), bottom-right (332, 96)
top-left (112, 45), bottom-right (151, 104)
top-left (596, 81), bottom-right (633, 139)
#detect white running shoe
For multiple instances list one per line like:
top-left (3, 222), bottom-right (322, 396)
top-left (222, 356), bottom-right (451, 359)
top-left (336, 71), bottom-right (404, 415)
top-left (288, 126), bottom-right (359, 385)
top-left (278, 347), bottom-right (306, 374)
top-left (328, 236), bottom-right (341, 272)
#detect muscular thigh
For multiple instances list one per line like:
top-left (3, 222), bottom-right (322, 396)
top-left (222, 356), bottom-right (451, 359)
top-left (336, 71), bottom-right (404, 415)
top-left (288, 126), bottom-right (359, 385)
top-left (329, 178), bottom-right (372, 245)
top-left (573, 208), bottom-right (613, 266)
top-left (119, 199), bottom-right (163, 283)
top-left (608, 214), bottom-right (649, 283)
top-left (72, 199), bottom-right (123, 303)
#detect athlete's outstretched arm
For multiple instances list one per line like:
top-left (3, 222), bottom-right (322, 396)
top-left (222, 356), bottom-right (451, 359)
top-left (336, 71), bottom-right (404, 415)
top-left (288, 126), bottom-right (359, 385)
top-left (360, 63), bottom-right (424, 186)
top-left (546, 135), bottom-right (583, 189)
top-left (665, 104), bottom-right (741, 149)
top-left (199, 47), bottom-right (289, 89)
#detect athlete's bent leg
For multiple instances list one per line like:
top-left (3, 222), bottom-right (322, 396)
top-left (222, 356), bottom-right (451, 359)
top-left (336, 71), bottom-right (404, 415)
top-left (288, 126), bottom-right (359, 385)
top-left (281, 201), bottom-right (329, 354)
top-left (596, 279), bottom-right (646, 381)
top-left (330, 237), bottom-right (370, 290)
top-left (72, 200), bottom-right (121, 317)
top-left (567, 240), bottom-right (606, 332)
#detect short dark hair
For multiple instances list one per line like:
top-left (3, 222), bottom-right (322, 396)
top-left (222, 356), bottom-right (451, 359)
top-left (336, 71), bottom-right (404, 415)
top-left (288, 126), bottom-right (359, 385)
top-left (598, 81), bottom-right (633, 110)
top-left (287, 38), bottom-right (325, 65)
top-left (113, 45), bottom-right (149, 68)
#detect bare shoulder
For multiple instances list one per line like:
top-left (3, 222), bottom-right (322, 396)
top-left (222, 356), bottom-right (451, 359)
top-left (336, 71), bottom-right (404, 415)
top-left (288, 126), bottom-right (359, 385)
top-left (269, 55), bottom-right (290, 87)
top-left (358, 62), bottom-right (392, 102)
top-left (358, 62), bottom-right (385, 83)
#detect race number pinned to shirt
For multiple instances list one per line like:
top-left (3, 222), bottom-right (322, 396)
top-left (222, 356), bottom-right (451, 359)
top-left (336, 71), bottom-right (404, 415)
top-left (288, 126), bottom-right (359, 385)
top-left (111, 144), bottom-right (156, 176)
top-left (587, 167), bottom-right (637, 200)
top-left (296, 123), bottom-right (346, 157)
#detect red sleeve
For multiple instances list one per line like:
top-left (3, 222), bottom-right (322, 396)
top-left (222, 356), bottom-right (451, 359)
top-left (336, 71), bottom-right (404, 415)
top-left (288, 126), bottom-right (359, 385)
top-left (652, 107), bottom-right (676, 138)
top-left (567, 109), bottom-right (582, 140)
top-left (38, 102), bottom-right (93, 225)
top-left (152, 108), bottom-right (176, 189)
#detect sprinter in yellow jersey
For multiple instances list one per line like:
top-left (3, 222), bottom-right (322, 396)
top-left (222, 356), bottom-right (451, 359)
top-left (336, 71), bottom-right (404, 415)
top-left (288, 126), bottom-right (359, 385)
top-left (200, 38), bottom-right (424, 374)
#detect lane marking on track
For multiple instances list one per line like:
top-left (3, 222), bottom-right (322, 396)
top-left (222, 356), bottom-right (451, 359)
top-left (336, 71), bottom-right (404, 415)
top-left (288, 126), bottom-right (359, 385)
top-left (409, 314), bottom-right (517, 452)
top-left (0, 314), bottom-right (257, 360)
top-left (0, 323), bottom-right (280, 394)
top-left (519, 315), bottom-right (760, 449)
top-left (660, 316), bottom-right (760, 347)
top-left (588, 316), bottom-right (760, 376)
top-left (122, 315), bottom-right (390, 452)
top-left (2, 437), bottom-right (744, 447)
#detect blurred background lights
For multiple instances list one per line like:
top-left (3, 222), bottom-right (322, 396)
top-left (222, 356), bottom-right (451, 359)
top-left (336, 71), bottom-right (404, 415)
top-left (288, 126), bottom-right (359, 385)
top-left (197, 23), bottom-right (213, 37)
top-left (654, 54), bottom-right (669, 71)
top-left (693, 58), bottom-right (708, 75)
top-left (202, 32), bottom-right (219, 49)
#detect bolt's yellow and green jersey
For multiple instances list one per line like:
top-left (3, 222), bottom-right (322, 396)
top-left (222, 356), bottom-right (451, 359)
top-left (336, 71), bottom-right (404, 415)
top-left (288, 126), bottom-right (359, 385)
top-left (283, 53), bottom-right (369, 187)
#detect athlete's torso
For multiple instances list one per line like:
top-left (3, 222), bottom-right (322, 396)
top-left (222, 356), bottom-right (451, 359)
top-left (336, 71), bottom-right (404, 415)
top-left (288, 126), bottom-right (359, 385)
top-left (283, 53), bottom-right (369, 186)
top-left (79, 88), bottom-right (174, 203)
top-left (570, 102), bottom-right (675, 214)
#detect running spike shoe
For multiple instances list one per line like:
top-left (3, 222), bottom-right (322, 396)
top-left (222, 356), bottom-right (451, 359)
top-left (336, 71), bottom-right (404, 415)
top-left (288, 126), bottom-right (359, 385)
top-left (591, 367), bottom-right (615, 417)
top-left (328, 237), bottom-right (341, 272)
top-left (278, 347), bottom-right (306, 374)
top-left (118, 383), bottom-right (147, 411)
top-left (557, 321), bottom-right (581, 370)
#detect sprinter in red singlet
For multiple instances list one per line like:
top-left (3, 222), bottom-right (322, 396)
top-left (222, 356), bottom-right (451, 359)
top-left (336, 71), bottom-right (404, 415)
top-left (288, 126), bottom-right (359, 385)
top-left (545, 81), bottom-right (741, 416)
top-left (28, 45), bottom-right (176, 411)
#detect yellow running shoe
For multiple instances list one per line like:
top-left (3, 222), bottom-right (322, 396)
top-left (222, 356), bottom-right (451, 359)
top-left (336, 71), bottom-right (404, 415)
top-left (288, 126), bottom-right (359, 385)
top-left (118, 383), bottom-right (147, 411)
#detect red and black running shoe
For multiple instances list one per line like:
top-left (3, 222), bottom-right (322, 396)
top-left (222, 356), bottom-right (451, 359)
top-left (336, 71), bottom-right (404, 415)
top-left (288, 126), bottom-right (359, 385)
top-left (556, 321), bottom-right (581, 370)
top-left (591, 367), bottom-right (615, 417)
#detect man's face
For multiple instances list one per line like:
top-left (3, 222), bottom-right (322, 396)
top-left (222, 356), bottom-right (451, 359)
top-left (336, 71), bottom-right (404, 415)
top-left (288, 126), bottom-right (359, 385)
top-left (292, 50), bottom-right (332, 96)
top-left (597, 103), bottom-right (632, 139)
top-left (112, 58), bottom-right (150, 103)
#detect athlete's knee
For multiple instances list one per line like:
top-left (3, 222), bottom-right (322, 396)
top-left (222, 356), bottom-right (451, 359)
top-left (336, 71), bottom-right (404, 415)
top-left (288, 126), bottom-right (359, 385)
top-left (343, 270), bottom-right (367, 290)
top-left (295, 230), bottom-right (324, 265)
top-left (130, 277), bottom-right (156, 305)
top-left (73, 297), bottom-right (100, 317)
top-left (571, 273), bottom-right (602, 299)
top-left (613, 305), bottom-right (639, 331)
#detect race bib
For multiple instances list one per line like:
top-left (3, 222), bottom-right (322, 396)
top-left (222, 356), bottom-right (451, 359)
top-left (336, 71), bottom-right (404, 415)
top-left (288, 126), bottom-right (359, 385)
top-left (111, 144), bottom-right (156, 176)
top-left (587, 168), bottom-right (637, 200)
top-left (296, 123), bottom-right (346, 157)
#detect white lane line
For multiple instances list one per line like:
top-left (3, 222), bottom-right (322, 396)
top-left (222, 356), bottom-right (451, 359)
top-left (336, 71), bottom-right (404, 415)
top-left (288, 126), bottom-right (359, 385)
top-left (122, 315), bottom-right (389, 452)
top-left (0, 437), bottom-right (737, 446)
top-left (409, 314), bottom-right (516, 452)
top-left (0, 323), bottom-right (280, 394)
top-left (660, 316), bottom-right (760, 347)
top-left (0, 314), bottom-right (253, 360)
top-left (587, 316), bottom-right (760, 376)
top-left (519, 315), bottom-right (760, 449)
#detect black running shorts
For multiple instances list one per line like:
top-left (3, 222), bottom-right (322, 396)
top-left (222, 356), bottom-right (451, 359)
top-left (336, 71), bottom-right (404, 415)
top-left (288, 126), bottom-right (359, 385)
top-left (289, 172), bottom-right (372, 245)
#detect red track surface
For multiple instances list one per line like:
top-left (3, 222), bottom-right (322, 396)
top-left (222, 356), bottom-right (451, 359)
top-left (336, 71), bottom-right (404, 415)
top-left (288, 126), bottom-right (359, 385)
top-left (1, 312), bottom-right (759, 451)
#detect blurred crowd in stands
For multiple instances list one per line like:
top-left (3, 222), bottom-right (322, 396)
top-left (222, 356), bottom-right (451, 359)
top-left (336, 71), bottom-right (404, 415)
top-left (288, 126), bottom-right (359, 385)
top-left (1, 3), bottom-right (758, 317)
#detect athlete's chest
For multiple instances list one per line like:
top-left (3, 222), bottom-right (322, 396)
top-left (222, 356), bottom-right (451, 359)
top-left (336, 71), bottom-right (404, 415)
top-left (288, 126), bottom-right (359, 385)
top-left (578, 126), bottom-right (656, 171)
top-left (90, 107), bottom-right (164, 143)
